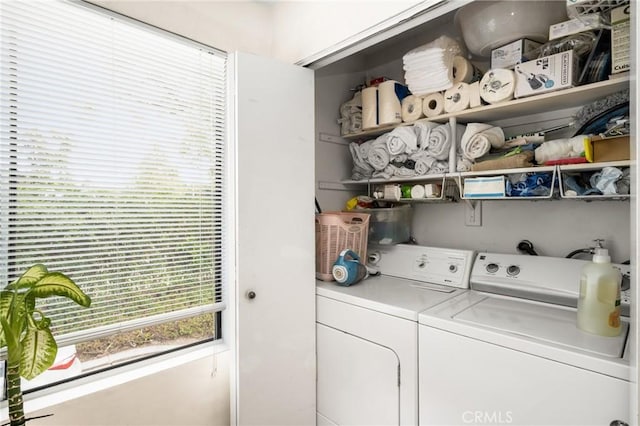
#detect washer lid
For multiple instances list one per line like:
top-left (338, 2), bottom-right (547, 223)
top-left (316, 275), bottom-right (464, 321)
top-left (453, 296), bottom-right (628, 358)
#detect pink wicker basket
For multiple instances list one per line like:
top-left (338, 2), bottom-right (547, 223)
top-left (315, 212), bottom-right (370, 281)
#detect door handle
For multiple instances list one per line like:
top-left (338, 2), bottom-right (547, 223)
top-left (246, 290), bottom-right (256, 300)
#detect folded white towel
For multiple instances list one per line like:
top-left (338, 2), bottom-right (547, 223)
top-left (386, 126), bottom-right (418, 155)
top-left (460, 123), bottom-right (505, 160)
top-left (534, 135), bottom-right (588, 164)
top-left (367, 135), bottom-right (391, 171)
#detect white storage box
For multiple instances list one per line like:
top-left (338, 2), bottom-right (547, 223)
top-left (463, 176), bottom-right (505, 198)
top-left (491, 39), bottom-right (541, 70)
top-left (611, 5), bottom-right (630, 74)
top-left (514, 51), bottom-right (577, 99)
top-left (549, 14), bottom-right (604, 40)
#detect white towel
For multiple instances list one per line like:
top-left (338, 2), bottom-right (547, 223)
top-left (427, 124), bottom-right (455, 160)
top-left (411, 151), bottom-right (438, 175)
top-left (367, 135), bottom-right (391, 171)
top-left (534, 135), bottom-right (588, 164)
top-left (460, 123), bottom-right (505, 160)
top-left (431, 160), bottom-right (449, 174)
top-left (386, 126), bottom-right (418, 155)
top-left (456, 155), bottom-right (473, 172)
top-left (413, 122), bottom-right (439, 150)
top-left (349, 141), bottom-right (374, 180)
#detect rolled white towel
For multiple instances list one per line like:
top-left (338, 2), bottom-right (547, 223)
top-left (431, 160), bottom-right (449, 174)
top-left (386, 126), bottom-right (418, 155)
top-left (427, 124), bottom-right (454, 160)
top-left (460, 123), bottom-right (505, 160)
top-left (411, 151), bottom-right (438, 175)
top-left (413, 121), bottom-right (439, 150)
top-left (372, 165), bottom-right (395, 180)
top-left (367, 136), bottom-right (391, 171)
top-left (456, 155), bottom-right (473, 172)
top-left (349, 142), bottom-right (374, 179)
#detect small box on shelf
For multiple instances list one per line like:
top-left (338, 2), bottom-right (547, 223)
top-left (591, 135), bottom-right (630, 163)
top-left (463, 176), bottom-right (506, 198)
top-left (515, 51), bottom-right (578, 99)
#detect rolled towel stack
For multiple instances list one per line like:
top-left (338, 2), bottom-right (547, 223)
top-left (460, 123), bottom-right (505, 161)
top-left (348, 122), bottom-right (467, 180)
top-left (402, 35), bottom-right (463, 96)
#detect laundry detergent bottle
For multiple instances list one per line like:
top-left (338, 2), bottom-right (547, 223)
top-left (577, 248), bottom-right (622, 336)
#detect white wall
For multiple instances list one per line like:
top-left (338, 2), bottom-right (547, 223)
top-left (88, 0), bottom-right (274, 55)
top-left (270, 1), bottom-right (422, 64)
top-left (28, 352), bottom-right (230, 426)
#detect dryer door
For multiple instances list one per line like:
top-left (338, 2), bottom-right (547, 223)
top-left (317, 323), bottom-right (400, 425)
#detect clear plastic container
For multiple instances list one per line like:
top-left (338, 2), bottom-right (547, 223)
top-left (358, 205), bottom-right (412, 245)
top-left (576, 248), bottom-right (622, 337)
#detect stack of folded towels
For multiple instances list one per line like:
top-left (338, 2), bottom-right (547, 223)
top-left (402, 35), bottom-right (462, 96)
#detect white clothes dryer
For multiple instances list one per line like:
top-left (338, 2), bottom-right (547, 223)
top-left (418, 252), bottom-right (632, 426)
top-left (316, 244), bottom-right (474, 426)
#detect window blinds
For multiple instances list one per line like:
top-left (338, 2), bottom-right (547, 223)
top-left (0, 1), bottom-right (226, 341)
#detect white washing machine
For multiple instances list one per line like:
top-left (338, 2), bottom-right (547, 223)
top-left (316, 244), bottom-right (475, 426)
top-left (418, 252), bottom-right (632, 426)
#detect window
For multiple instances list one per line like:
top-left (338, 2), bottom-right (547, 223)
top-left (0, 0), bottom-right (227, 390)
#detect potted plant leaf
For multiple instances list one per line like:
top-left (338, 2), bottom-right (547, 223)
top-left (0, 264), bottom-right (91, 426)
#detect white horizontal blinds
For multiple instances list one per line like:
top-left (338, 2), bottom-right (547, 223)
top-left (0, 1), bottom-right (226, 337)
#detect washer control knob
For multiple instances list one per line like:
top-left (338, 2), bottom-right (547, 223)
top-left (449, 264), bottom-right (458, 273)
top-left (486, 263), bottom-right (499, 273)
top-left (507, 265), bottom-right (520, 276)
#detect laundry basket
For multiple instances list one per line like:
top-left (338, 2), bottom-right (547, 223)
top-left (315, 212), bottom-right (370, 281)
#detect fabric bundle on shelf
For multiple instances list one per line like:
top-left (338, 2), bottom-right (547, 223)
top-left (338, 92), bottom-right (362, 135)
top-left (402, 36), bottom-right (463, 96)
top-left (471, 151), bottom-right (534, 172)
top-left (534, 135), bottom-right (589, 164)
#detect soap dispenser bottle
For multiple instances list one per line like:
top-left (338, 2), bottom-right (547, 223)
top-left (577, 248), bottom-right (622, 336)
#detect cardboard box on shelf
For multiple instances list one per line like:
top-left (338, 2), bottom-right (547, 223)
top-left (491, 39), bottom-right (541, 70)
top-left (514, 51), bottom-right (577, 98)
top-left (591, 135), bottom-right (630, 162)
top-left (611, 4), bottom-right (630, 74)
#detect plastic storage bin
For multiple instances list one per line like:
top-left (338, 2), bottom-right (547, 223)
top-left (315, 212), bottom-right (370, 281)
top-left (359, 205), bottom-right (412, 245)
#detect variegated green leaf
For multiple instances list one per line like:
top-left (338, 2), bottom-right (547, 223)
top-left (28, 272), bottom-right (91, 307)
top-left (0, 291), bottom-right (32, 349)
top-left (20, 326), bottom-right (57, 380)
top-left (7, 264), bottom-right (48, 290)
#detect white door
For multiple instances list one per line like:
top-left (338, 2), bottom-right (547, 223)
top-left (231, 52), bottom-right (316, 425)
top-left (317, 324), bottom-right (400, 425)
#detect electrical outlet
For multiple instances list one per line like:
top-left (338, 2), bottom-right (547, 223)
top-left (465, 201), bottom-right (482, 226)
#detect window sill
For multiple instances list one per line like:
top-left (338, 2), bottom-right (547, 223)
top-left (0, 340), bottom-right (229, 421)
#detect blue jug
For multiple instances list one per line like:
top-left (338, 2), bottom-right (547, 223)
top-left (332, 249), bottom-right (368, 286)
